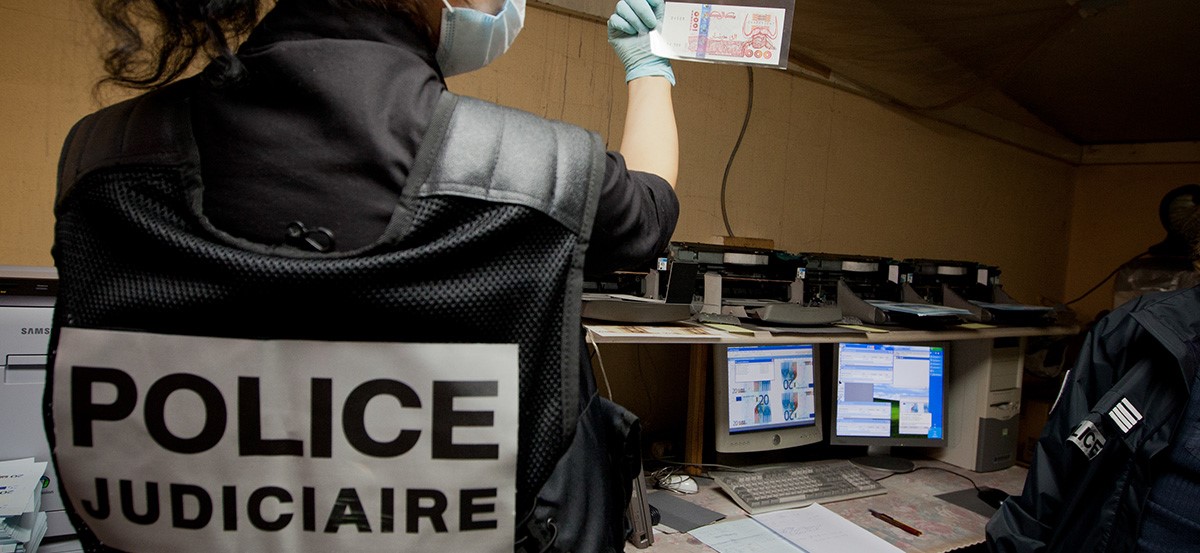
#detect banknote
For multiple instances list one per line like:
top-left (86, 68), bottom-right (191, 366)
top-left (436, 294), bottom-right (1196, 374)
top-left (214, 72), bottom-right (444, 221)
top-left (650, 2), bottom-right (788, 66)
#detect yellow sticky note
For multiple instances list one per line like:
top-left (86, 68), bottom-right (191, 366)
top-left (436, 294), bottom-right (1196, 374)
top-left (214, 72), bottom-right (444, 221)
top-left (836, 324), bottom-right (889, 333)
top-left (706, 323), bottom-right (755, 335)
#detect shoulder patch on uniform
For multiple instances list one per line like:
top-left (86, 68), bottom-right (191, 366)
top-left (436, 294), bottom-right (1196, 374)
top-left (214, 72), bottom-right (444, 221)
top-left (1107, 397), bottom-right (1143, 434)
top-left (1067, 419), bottom-right (1107, 460)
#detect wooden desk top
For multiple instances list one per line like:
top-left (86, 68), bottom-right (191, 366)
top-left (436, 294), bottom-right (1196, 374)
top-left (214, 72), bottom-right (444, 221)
top-left (585, 322), bottom-right (1079, 345)
top-left (641, 459), bottom-right (1026, 553)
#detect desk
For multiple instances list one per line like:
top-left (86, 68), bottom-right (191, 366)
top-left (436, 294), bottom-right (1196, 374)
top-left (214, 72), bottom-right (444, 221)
top-left (644, 459), bottom-right (1026, 553)
top-left (585, 323), bottom-right (1079, 474)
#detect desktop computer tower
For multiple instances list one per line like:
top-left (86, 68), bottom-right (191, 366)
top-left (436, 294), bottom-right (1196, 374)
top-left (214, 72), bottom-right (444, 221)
top-left (930, 337), bottom-right (1024, 472)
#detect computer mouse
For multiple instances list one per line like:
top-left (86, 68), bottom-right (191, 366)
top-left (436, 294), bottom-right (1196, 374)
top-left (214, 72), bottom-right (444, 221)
top-left (658, 474), bottom-right (699, 494)
top-left (978, 486), bottom-right (1010, 509)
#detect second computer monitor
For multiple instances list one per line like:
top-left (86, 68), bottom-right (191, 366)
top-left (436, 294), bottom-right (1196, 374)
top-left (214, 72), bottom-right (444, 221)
top-left (831, 342), bottom-right (948, 471)
top-left (712, 344), bottom-right (822, 454)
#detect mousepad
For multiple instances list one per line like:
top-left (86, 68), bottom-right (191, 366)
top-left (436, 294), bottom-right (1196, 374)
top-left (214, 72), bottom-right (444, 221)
top-left (934, 488), bottom-right (999, 518)
top-left (647, 490), bottom-right (726, 533)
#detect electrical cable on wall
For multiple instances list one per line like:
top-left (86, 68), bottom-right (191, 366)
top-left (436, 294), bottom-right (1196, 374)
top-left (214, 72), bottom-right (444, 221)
top-left (720, 66), bottom-right (755, 238)
top-left (1062, 185), bottom-right (1200, 307)
top-left (1062, 250), bottom-right (1149, 306)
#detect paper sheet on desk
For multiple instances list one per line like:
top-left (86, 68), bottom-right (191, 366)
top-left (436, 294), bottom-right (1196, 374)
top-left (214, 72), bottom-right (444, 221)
top-left (688, 518), bottom-right (800, 553)
top-left (689, 504), bottom-right (902, 553)
top-left (584, 323), bottom-right (727, 340)
top-left (754, 504), bottom-right (904, 552)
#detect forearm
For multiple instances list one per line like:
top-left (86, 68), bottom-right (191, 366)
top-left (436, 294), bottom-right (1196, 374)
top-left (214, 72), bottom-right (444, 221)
top-left (619, 76), bottom-right (678, 188)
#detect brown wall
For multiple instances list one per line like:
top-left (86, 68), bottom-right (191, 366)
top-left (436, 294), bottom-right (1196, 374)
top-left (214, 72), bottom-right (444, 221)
top-left (451, 9), bottom-right (1079, 307)
top-left (1, 2), bottom-right (1188, 317)
top-left (0, 2), bottom-right (107, 266)
top-left (1065, 163), bottom-right (1200, 323)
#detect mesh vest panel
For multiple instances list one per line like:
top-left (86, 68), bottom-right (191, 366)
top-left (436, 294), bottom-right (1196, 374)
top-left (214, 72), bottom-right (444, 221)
top-left (52, 163), bottom-right (580, 516)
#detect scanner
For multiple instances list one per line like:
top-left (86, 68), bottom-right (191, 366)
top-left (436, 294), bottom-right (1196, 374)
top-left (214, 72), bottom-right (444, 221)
top-left (667, 242), bottom-right (844, 326)
top-left (745, 303), bottom-right (842, 325)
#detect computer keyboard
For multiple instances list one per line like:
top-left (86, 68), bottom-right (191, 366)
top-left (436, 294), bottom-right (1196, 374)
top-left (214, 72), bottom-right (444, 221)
top-left (711, 459), bottom-right (887, 515)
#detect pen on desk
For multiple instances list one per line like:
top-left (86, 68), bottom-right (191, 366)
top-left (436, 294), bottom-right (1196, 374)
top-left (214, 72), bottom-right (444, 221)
top-left (869, 509), bottom-right (922, 536)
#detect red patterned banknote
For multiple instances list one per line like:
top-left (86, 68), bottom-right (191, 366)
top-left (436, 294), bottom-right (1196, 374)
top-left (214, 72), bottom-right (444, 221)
top-left (651, 2), bottom-right (787, 66)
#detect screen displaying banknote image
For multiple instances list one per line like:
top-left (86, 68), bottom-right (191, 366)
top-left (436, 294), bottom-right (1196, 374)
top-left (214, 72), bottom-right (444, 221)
top-left (651, 1), bottom-right (793, 68)
top-left (725, 345), bottom-right (816, 433)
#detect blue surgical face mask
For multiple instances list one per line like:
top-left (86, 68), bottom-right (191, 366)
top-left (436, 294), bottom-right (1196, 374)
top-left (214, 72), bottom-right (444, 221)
top-left (436, 0), bottom-right (526, 76)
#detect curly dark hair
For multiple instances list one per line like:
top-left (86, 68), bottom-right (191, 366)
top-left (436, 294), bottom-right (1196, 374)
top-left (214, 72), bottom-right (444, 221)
top-left (94, 0), bottom-right (261, 89)
top-left (94, 0), bottom-right (438, 90)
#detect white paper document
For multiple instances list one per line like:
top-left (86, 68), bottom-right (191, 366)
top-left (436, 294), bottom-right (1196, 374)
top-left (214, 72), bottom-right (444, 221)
top-left (690, 504), bottom-right (904, 553)
top-left (651, 2), bottom-right (787, 66)
top-left (0, 459), bottom-right (47, 517)
top-left (754, 504), bottom-right (904, 553)
top-left (689, 517), bottom-right (801, 553)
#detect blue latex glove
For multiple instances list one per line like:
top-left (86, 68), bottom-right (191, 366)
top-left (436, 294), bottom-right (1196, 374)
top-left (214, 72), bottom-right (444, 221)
top-left (607, 0), bottom-right (675, 85)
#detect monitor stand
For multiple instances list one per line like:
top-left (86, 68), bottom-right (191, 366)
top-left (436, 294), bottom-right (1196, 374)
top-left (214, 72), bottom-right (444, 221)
top-left (850, 446), bottom-right (915, 472)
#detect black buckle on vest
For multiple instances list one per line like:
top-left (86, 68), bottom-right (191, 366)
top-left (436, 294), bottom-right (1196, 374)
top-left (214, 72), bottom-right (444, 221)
top-left (285, 221), bottom-right (335, 252)
top-left (516, 516), bottom-right (558, 553)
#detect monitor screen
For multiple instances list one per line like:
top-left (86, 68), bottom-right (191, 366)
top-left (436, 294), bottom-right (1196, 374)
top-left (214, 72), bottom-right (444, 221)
top-left (831, 342), bottom-right (947, 449)
top-left (712, 344), bottom-right (822, 453)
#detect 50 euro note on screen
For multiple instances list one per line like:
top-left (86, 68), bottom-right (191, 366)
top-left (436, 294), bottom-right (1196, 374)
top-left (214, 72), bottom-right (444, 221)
top-left (650, 2), bottom-right (788, 67)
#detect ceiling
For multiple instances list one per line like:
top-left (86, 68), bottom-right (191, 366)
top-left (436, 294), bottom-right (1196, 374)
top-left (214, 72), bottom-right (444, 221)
top-left (539, 0), bottom-right (1200, 158)
top-left (783, 0), bottom-right (1200, 147)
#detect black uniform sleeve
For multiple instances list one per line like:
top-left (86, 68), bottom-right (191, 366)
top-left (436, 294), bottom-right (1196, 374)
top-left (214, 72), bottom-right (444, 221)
top-left (584, 151), bottom-right (679, 276)
top-left (985, 298), bottom-right (1164, 553)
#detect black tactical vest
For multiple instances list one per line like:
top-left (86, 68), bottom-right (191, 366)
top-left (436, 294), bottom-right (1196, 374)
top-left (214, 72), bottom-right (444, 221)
top-left (48, 79), bottom-right (636, 552)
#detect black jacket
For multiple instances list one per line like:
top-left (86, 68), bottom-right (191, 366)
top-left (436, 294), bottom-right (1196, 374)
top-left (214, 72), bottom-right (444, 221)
top-left (194, 0), bottom-right (678, 274)
top-left (987, 286), bottom-right (1200, 552)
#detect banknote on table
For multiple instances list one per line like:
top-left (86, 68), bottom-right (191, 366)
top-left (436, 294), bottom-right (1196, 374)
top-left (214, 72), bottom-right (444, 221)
top-left (650, 2), bottom-right (789, 67)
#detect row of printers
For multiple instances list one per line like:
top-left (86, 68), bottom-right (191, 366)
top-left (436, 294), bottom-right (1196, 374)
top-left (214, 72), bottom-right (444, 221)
top-left (582, 242), bottom-right (1058, 328)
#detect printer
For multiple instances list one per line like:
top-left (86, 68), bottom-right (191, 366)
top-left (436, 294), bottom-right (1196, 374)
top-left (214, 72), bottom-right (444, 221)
top-left (902, 258), bottom-right (994, 306)
top-left (666, 242), bottom-right (841, 325)
top-left (0, 266), bottom-right (78, 543)
top-left (792, 253), bottom-right (977, 327)
top-left (797, 252), bottom-right (904, 307)
top-left (581, 260), bottom-right (693, 323)
top-left (902, 259), bottom-right (1054, 326)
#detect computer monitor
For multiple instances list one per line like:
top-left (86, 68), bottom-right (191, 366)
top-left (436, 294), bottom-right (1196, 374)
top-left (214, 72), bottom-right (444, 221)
top-left (712, 344), bottom-right (822, 453)
top-left (830, 342), bottom-right (948, 471)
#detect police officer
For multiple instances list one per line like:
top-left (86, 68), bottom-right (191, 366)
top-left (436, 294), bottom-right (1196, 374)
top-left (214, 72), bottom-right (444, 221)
top-left (50, 0), bottom-right (680, 551)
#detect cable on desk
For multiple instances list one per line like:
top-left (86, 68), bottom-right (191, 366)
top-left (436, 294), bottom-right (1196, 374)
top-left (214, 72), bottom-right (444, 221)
top-left (872, 465), bottom-right (982, 492)
top-left (585, 329), bottom-right (613, 400)
top-left (647, 465), bottom-right (687, 488)
top-left (646, 457), bottom-right (757, 476)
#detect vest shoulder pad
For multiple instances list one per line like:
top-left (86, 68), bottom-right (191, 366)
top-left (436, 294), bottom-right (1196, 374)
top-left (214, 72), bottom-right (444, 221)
top-left (414, 94), bottom-right (605, 235)
top-left (56, 82), bottom-right (197, 207)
